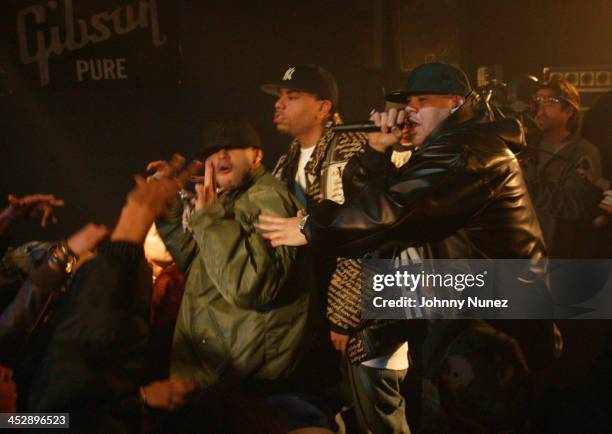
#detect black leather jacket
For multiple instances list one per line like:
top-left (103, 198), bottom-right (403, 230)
top-left (304, 93), bottom-right (546, 262)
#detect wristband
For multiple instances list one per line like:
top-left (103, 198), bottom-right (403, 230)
top-left (298, 214), bottom-right (309, 235)
top-left (48, 240), bottom-right (77, 274)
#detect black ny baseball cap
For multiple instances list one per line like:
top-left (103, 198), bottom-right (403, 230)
top-left (386, 62), bottom-right (472, 103)
top-left (261, 64), bottom-right (339, 107)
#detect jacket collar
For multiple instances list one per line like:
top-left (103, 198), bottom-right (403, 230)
top-left (421, 92), bottom-right (526, 153)
top-left (219, 165), bottom-right (266, 199)
top-left (287, 128), bottom-right (335, 175)
top-left (422, 92), bottom-right (489, 148)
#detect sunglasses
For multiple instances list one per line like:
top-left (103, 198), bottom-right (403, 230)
top-left (530, 95), bottom-right (577, 114)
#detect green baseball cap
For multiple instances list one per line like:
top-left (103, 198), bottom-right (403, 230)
top-left (386, 62), bottom-right (472, 103)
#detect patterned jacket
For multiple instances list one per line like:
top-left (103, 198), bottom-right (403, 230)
top-left (273, 128), bottom-right (367, 333)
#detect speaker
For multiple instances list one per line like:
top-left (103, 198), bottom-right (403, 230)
top-left (543, 65), bottom-right (612, 108)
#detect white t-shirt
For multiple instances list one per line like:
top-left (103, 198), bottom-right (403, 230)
top-left (295, 146), bottom-right (315, 191)
top-left (362, 342), bottom-right (409, 370)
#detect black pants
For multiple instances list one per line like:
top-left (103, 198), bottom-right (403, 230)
top-left (345, 361), bottom-right (410, 434)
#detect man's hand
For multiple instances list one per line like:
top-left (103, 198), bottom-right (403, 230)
top-left (112, 160), bottom-right (202, 244)
top-left (141, 377), bottom-right (196, 411)
top-left (194, 159), bottom-right (218, 211)
top-left (594, 190), bottom-right (612, 228)
top-left (67, 223), bottom-right (111, 256)
top-left (0, 365), bottom-right (17, 413)
top-left (330, 330), bottom-right (350, 357)
top-left (367, 108), bottom-right (405, 153)
top-left (0, 194), bottom-right (65, 232)
top-left (256, 212), bottom-right (307, 247)
top-left (577, 155), bottom-right (610, 191)
top-left (600, 190), bottom-right (612, 214)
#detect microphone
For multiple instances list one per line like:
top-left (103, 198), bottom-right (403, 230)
top-left (331, 121), bottom-right (384, 133)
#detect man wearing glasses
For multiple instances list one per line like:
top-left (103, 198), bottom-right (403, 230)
top-left (523, 78), bottom-right (603, 258)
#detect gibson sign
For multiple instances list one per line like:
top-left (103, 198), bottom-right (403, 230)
top-left (1, 0), bottom-right (180, 89)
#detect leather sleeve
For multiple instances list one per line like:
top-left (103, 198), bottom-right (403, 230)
top-left (341, 146), bottom-right (399, 200)
top-left (304, 139), bottom-right (497, 258)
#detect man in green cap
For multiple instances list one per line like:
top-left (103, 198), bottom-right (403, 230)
top-left (151, 120), bottom-right (318, 395)
top-left (262, 65), bottom-right (413, 434)
top-left (258, 60), bottom-right (546, 268)
top-left (258, 62), bottom-right (556, 433)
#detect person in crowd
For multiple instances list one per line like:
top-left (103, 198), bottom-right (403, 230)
top-left (27, 160), bottom-right (202, 433)
top-left (262, 64), bottom-right (410, 433)
top-left (0, 194), bottom-right (109, 372)
top-left (521, 77), bottom-right (603, 258)
top-left (144, 224), bottom-right (186, 379)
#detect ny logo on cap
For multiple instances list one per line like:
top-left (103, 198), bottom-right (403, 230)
top-left (282, 67), bottom-right (296, 81)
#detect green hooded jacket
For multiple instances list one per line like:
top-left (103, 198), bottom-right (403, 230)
top-left (156, 167), bottom-right (315, 386)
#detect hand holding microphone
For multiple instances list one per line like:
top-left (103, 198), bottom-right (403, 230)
top-left (331, 108), bottom-right (408, 153)
top-left (368, 108), bottom-right (406, 153)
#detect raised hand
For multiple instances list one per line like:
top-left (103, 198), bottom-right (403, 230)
top-left (1, 193), bottom-right (65, 230)
top-left (67, 223), bottom-right (111, 256)
top-left (194, 159), bottom-right (218, 211)
top-left (112, 160), bottom-right (202, 244)
top-left (146, 154), bottom-right (188, 184)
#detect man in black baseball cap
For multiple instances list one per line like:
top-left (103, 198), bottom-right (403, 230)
top-left (150, 118), bottom-right (322, 407)
top-left (262, 65), bottom-right (412, 434)
top-left (198, 119), bottom-right (263, 191)
top-left (262, 64), bottom-right (339, 108)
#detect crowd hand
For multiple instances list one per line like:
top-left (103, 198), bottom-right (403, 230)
top-left (1, 193), bottom-right (65, 228)
top-left (255, 211), bottom-right (307, 247)
top-left (112, 159), bottom-right (202, 244)
top-left (140, 377), bottom-right (196, 411)
top-left (367, 108), bottom-right (405, 153)
top-left (330, 330), bottom-right (349, 357)
top-left (146, 154), bottom-right (191, 184)
top-left (0, 365), bottom-right (17, 413)
top-left (194, 159), bottom-right (218, 211)
top-left (67, 223), bottom-right (111, 256)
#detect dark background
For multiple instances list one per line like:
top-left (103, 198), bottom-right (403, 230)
top-left (1, 0), bottom-right (611, 244)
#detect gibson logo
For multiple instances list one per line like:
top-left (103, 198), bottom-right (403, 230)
top-left (17, 0), bottom-right (167, 87)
